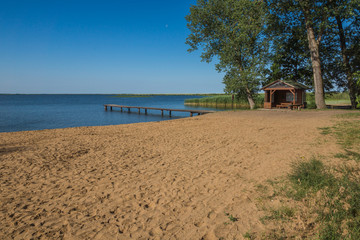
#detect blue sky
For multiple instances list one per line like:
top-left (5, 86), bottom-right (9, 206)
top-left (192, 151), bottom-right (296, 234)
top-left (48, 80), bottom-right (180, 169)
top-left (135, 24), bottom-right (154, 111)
top-left (0, 0), bottom-right (224, 94)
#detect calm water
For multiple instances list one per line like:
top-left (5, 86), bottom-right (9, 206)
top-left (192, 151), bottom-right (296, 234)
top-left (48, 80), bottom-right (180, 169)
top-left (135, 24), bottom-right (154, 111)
top-left (0, 94), bottom-right (218, 132)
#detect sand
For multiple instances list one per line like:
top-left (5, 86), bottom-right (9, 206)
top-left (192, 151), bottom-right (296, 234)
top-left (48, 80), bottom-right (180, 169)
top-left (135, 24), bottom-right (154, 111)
top-left (0, 110), bottom-right (344, 239)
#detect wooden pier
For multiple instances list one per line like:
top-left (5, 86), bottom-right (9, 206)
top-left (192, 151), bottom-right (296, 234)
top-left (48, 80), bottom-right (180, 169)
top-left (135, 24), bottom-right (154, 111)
top-left (104, 104), bottom-right (215, 117)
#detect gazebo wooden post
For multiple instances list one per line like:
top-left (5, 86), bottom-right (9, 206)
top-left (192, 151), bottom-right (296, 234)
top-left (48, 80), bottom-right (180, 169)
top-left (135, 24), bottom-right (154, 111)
top-left (289, 89), bottom-right (296, 105)
top-left (270, 90), bottom-right (276, 108)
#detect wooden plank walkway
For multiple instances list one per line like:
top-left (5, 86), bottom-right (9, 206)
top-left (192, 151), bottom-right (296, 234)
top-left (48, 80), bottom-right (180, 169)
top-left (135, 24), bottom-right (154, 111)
top-left (104, 104), bottom-right (215, 117)
top-left (326, 104), bottom-right (352, 109)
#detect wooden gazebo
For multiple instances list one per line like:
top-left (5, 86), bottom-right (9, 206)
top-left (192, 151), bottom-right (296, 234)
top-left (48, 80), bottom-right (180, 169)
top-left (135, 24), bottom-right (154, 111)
top-left (262, 80), bottom-right (309, 109)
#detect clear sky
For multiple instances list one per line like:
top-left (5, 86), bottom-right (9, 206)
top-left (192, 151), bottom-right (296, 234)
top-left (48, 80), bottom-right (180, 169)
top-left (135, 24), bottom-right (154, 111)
top-left (0, 0), bottom-right (224, 94)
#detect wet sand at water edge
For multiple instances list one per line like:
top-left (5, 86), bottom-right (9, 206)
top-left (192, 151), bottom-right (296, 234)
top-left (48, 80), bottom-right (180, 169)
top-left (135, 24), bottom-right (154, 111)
top-left (0, 110), bottom-right (345, 239)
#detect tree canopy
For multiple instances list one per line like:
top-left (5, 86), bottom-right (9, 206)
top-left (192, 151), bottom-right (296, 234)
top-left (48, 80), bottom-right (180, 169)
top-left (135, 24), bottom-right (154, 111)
top-left (186, 0), bottom-right (269, 109)
top-left (186, 0), bottom-right (360, 109)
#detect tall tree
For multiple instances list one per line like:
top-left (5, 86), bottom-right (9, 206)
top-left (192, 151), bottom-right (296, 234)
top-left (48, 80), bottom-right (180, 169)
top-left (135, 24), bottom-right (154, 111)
top-left (356, 71), bottom-right (360, 107)
top-left (267, 0), bottom-right (331, 109)
top-left (186, 0), bottom-right (269, 109)
top-left (329, 0), bottom-right (360, 108)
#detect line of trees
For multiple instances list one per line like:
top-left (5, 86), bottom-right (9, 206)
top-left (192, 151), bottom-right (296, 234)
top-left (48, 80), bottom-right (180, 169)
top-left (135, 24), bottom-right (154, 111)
top-left (186, 0), bottom-right (360, 109)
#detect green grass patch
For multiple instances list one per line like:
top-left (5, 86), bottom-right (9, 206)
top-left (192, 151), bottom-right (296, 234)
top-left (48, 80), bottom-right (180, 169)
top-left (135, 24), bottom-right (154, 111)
top-left (318, 127), bottom-right (332, 135)
top-left (332, 120), bottom-right (360, 149)
top-left (257, 113), bottom-right (360, 239)
top-left (261, 206), bottom-right (295, 222)
top-left (288, 158), bottom-right (336, 200)
top-left (336, 112), bottom-right (360, 118)
top-left (224, 212), bottom-right (238, 222)
top-left (243, 232), bottom-right (255, 239)
top-left (285, 113), bottom-right (360, 239)
top-left (287, 158), bottom-right (360, 239)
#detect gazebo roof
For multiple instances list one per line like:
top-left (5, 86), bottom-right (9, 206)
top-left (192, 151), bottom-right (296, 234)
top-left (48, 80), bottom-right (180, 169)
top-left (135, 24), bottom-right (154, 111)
top-left (262, 80), bottom-right (309, 90)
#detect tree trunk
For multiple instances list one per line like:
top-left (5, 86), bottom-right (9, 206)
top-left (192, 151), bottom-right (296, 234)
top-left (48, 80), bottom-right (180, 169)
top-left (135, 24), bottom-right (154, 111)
top-left (335, 16), bottom-right (357, 109)
top-left (246, 88), bottom-right (256, 109)
top-left (304, 17), bottom-right (327, 109)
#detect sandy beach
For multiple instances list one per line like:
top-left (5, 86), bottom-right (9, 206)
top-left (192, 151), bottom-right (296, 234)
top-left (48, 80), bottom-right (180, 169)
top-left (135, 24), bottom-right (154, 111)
top-left (0, 110), bottom-right (344, 239)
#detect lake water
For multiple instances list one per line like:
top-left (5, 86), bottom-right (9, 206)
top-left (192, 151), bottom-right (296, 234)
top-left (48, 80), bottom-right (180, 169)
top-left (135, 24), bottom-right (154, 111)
top-left (0, 94), bottom-right (218, 132)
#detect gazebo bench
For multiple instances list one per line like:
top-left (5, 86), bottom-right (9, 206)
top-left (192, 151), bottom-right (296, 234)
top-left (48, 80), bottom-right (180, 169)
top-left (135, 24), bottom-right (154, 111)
top-left (276, 103), bottom-right (292, 109)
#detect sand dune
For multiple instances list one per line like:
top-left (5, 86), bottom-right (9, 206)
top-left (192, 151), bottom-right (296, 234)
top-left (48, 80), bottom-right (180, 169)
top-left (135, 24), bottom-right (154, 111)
top-left (0, 110), bottom-right (343, 239)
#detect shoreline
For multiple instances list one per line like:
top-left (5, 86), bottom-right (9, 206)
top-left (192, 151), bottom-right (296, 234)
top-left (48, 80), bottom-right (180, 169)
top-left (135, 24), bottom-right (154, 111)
top-left (0, 110), bottom-right (349, 239)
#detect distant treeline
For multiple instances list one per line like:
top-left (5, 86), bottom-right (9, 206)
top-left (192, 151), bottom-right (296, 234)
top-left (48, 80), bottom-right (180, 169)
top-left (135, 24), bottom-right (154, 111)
top-left (111, 93), bottom-right (224, 98)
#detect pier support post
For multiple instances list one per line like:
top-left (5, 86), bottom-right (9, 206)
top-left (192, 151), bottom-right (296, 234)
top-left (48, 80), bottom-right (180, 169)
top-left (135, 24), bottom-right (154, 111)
top-left (110, 106), bottom-right (113, 111)
top-left (138, 108), bottom-right (140, 114)
top-left (128, 108), bottom-right (130, 113)
top-left (190, 112), bottom-right (193, 117)
top-left (121, 107), bottom-right (123, 112)
top-left (105, 106), bottom-right (107, 111)
top-left (169, 111), bottom-right (171, 117)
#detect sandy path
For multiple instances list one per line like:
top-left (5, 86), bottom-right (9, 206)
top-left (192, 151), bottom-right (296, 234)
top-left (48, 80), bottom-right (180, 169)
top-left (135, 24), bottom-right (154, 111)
top-left (0, 110), bottom-right (343, 239)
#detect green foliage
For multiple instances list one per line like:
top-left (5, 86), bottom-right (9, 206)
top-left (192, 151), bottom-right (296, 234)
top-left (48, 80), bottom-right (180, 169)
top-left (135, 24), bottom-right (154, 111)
top-left (306, 93), bottom-right (317, 109)
top-left (186, 0), bottom-right (269, 107)
top-left (306, 92), bottom-right (352, 107)
top-left (266, 0), bottom-right (360, 108)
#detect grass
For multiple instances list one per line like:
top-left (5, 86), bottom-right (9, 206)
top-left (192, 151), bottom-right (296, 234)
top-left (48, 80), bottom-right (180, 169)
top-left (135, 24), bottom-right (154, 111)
top-left (261, 206), bottom-right (295, 222)
top-left (336, 112), bottom-right (360, 118)
top-left (253, 112), bottom-right (360, 239)
top-left (288, 158), bottom-right (336, 200)
top-left (332, 120), bottom-right (360, 149)
top-left (335, 150), bottom-right (360, 162)
top-left (286, 113), bottom-right (360, 239)
top-left (243, 232), bottom-right (254, 239)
